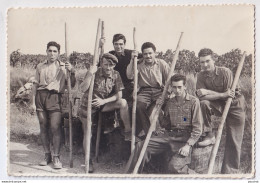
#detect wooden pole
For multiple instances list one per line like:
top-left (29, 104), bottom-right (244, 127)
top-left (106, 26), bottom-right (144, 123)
top-left (207, 52), bottom-right (246, 174)
top-left (131, 27), bottom-right (137, 153)
top-left (94, 20), bottom-right (105, 162)
top-left (85, 19), bottom-right (102, 173)
top-left (65, 22), bottom-right (73, 168)
top-left (132, 32), bottom-right (184, 174)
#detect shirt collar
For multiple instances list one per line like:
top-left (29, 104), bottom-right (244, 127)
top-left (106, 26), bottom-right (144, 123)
top-left (184, 92), bottom-right (191, 101)
top-left (203, 66), bottom-right (219, 77)
top-left (115, 50), bottom-right (125, 56)
top-left (143, 58), bottom-right (158, 66)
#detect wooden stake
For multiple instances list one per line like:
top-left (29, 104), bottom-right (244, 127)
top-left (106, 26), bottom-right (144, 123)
top-left (65, 22), bottom-right (73, 168)
top-left (85, 19), bottom-right (102, 173)
top-left (132, 32), bottom-right (184, 174)
top-left (94, 21), bottom-right (105, 162)
top-left (131, 27), bottom-right (137, 153)
top-left (207, 52), bottom-right (246, 174)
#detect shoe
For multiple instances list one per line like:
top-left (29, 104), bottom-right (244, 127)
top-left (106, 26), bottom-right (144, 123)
top-left (39, 153), bottom-right (52, 166)
top-left (53, 156), bottom-right (62, 169)
top-left (197, 136), bottom-right (216, 147)
top-left (89, 160), bottom-right (94, 173)
top-left (104, 127), bottom-right (114, 134)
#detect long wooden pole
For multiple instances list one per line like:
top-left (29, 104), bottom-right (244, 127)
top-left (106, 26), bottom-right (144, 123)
top-left (131, 27), bottom-right (137, 152)
top-left (132, 32), bottom-right (184, 174)
top-left (207, 51), bottom-right (246, 174)
top-left (94, 20), bottom-right (105, 162)
top-left (85, 19), bottom-right (102, 173)
top-left (65, 22), bottom-right (73, 168)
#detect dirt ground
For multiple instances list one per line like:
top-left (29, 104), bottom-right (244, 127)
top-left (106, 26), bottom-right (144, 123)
top-left (9, 140), bottom-right (127, 176)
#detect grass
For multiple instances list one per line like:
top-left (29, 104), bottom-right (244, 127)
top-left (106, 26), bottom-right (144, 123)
top-left (9, 68), bottom-right (254, 174)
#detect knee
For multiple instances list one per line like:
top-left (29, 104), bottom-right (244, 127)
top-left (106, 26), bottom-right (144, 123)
top-left (118, 99), bottom-right (128, 109)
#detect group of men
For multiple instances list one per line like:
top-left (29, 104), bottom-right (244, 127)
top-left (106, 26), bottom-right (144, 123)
top-left (31, 33), bottom-right (246, 174)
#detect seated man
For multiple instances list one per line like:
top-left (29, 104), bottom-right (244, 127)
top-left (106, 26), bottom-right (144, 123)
top-left (126, 42), bottom-right (170, 136)
top-left (78, 53), bottom-right (132, 172)
top-left (126, 74), bottom-right (203, 174)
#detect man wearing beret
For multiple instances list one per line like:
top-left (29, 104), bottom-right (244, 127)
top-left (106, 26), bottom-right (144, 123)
top-left (78, 53), bottom-right (132, 172)
top-left (196, 48), bottom-right (246, 173)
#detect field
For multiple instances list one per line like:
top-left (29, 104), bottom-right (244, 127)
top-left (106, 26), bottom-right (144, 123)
top-left (9, 66), bottom-right (253, 174)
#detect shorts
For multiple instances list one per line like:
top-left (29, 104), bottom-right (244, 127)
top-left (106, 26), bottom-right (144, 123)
top-left (35, 89), bottom-right (61, 112)
top-left (78, 105), bottom-right (104, 121)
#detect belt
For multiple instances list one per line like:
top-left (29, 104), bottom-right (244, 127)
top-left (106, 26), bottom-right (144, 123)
top-left (168, 128), bottom-right (191, 133)
top-left (140, 86), bottom-right (163, 90)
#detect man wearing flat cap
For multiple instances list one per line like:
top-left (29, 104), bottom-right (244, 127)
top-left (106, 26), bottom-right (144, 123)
top-left (78, 53), bottom-right (132, 172)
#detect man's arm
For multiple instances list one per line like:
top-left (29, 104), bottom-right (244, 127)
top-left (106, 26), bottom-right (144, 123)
top-left (91, 91), bottom-right (122, 108)
top-left (196, 88), bottom-right (235, 101)
top-left (126, 51), bottom-right (139, 80)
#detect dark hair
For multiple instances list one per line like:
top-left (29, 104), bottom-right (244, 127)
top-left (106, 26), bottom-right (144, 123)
top-left (198, 48), bottom-right (218, 61)
top-left (47, 41), bottom-right (60, 52)
top-left (171, 74), bottom-right (186, 85)
top-left (141, 42), bottom-right (156, 52)
top-left (112, 34), bottom-right (126, 44)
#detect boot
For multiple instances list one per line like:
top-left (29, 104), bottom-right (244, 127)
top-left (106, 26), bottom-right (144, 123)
top-left (39, 153), bottom-right (52, 166)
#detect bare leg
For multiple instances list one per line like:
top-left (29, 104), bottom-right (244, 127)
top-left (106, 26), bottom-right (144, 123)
top-left (49, 111), bottom-right (62, 155)
top-left (102, 99), bottom-right (131, 132)
top-left (37, 111), bottom-right (50, 153)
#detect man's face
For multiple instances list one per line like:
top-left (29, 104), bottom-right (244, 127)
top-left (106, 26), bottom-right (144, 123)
top-left (171, 80), bottom-right (186, 97)
top-left (199, 55), bottom-right (215, 72)
top-left (142, 48), bottom-right (155, 64)
top-left (101, 58), bottom-right (115, 75)
top-left (46, 46), bottom-right (59, 62)
top-left (113, 39), bottom-right (125, 53)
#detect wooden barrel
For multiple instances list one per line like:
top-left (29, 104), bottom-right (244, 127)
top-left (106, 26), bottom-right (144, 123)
top-left (190, 145), bottom-right (213, 173)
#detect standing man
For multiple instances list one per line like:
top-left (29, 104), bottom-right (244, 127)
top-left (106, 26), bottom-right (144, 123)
top-left (79, 53), bottom-right (133, 172)
top-left (196, 48), bottom-right (246, 173)
top-left (109, 33), bottom-right (142, 101)
top-left (126, 74), bottom-right (202, 174)
top-left (126, 42), bottom-right (170, 136)
top-left (31, 41), bottom-right (76, 169)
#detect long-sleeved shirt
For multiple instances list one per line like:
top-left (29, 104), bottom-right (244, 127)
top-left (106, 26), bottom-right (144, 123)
top-left (161, 92), bottom-right (203, 146)
top-left (34, 60), bottom-right (76, 93)
top-left (126, 58), bottom-right (170, 88)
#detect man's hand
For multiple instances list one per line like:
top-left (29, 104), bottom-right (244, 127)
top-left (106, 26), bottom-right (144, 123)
top-left (131, 50), bottom-right (139, 60)
top-left (178, 144), bottom-right (191, 157)
top-left (196, 88), bottom-right (210, 98)
top-left (92, 98), bottom-right (106, 108)
top-left (89, 65), bottom-right (98, 74)
top-left (223, 89), bottom-right (235, 98)
top-left (156, 97), bottom-right (164, 105)
top-left (65, 62), bottom-right (72, 71)
top-left (30, 104), bottom-right (36, 114)
top-left (99, 37), bottom-right (106, 47)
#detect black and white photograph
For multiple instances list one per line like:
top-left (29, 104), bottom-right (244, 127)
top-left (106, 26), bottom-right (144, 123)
top-left (7, 5), bottom-right (255, 178)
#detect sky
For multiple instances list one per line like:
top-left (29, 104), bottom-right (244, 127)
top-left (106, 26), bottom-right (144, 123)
top-left (7, 5), bottom-right (254, 56)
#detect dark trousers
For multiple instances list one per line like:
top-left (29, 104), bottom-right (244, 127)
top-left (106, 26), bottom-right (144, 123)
top-left (136, 88), bottom-right (162, 135)
top-left (200, 95), bottom-right (246, 173)
top-left (126, 132), bottom-right (195, 174)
